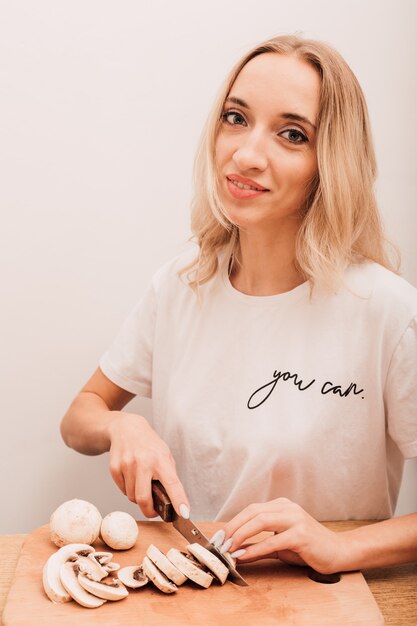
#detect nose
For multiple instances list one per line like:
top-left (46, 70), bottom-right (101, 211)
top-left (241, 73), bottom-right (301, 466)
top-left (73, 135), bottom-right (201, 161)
top-left (232, 128), bottom-right (268, 172)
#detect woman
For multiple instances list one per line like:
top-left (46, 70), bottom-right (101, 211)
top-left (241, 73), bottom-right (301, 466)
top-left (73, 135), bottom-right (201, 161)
top-left (60, 34), bottom-right (417, 574)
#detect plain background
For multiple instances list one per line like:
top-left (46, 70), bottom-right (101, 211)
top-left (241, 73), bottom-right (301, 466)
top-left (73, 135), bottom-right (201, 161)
top-left (1, 0), bottom-right (416, 533)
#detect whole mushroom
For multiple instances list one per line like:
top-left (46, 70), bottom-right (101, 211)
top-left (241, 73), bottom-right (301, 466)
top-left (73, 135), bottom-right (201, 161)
top-left (50, 500), bottom-right (102, 547)
top-left (100, 512), bottom-right (138, 550)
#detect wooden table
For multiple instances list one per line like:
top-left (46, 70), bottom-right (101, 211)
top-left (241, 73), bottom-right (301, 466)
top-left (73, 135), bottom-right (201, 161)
top-left (1, 522), bottom-right (416, 625)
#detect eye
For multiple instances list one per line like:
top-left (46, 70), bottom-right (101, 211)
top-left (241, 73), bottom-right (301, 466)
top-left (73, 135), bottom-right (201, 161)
top-left (280, 128), bottom-right (308, 144)
top-left (220, 110), bottom-right (246, 126)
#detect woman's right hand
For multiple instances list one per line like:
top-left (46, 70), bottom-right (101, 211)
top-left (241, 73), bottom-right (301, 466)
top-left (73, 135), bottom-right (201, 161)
top-left (107, 412), bottom-right (190, 519)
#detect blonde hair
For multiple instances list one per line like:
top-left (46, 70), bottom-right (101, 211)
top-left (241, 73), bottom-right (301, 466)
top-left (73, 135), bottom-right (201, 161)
top-left (180, 34), bottom-right (399, 292)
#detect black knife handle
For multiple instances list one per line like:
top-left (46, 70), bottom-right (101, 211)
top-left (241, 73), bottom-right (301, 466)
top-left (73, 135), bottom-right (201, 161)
top-left (151, 480), bottom-right (174, 522)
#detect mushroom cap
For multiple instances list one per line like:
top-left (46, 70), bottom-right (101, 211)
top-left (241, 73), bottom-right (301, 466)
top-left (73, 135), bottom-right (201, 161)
top-left (100, 511), bottom-right (138, 550)
top-left (50, 499), bottom-right (102, 547)
top-left (42, 543), bottom-right (95, 603)
top-left (78, 573), bottom-right (129, 601)
top-left (186, 543), bottom-right (229, 585)
top-left (59, 562), bottom-right (106, 608)
top-left (117, 565), bottom-right (149, 589)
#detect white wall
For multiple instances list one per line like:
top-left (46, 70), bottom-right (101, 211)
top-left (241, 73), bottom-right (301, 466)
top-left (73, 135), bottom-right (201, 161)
top-left (1, 0), bottom-right (416, 533)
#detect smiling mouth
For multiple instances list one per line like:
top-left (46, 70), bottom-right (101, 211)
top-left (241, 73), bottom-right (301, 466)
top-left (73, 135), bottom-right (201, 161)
top-left (227, 177), bottom-right (268, 192)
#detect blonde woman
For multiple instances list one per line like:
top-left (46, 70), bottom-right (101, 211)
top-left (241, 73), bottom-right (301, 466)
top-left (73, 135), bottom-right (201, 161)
top-left (61, 35), bottom-right (417, 574)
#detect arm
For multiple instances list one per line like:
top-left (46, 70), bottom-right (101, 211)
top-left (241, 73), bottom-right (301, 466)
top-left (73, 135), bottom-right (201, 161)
top-left (336, 512), bottom-right (417, 570)
top-left (60, 367), bottom-right (137, 455)
top-left (218, 499), bottom-right (417, 574)
top-left (60, 367), bottom-right (190, 518)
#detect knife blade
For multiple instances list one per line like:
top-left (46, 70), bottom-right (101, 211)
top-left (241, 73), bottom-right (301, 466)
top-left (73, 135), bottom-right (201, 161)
top-left (151, 480), bottom-right (249, 586)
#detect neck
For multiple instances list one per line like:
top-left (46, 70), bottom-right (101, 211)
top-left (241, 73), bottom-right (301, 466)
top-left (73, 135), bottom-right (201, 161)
top-left (229, 224), bottom-right (304, 296)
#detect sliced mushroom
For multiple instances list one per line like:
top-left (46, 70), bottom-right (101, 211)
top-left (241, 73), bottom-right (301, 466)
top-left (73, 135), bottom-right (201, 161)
top-left (88, 551), bottom-right (113, 565)
top-left (60, 562), bottom-right (106, 608)
top-left (166, 548), bottom-right (214, 588)
top-left (73, 555), bottom-right (108, 581)
top-left (42, 543), bottom-right (95, 603)
top-left (146, 544), bottom-right (187, 586)
top-left (104, 561), bottom-right (120, 573)
top-left (142, 556), bottom-right (178, 593)
top-left (117, 565), bottom-right (149, 589)
top-left (186, 543), bottom-right (229, 585)
top-left (78, 572), bottom-right (129, 601)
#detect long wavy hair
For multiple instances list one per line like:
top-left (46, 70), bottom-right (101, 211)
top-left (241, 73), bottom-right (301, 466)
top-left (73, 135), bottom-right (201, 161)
top-left (179, 34), bottom-right (399, 292)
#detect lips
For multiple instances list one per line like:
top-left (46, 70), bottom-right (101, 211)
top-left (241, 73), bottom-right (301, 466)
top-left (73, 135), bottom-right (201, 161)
top-left (227, 174), bottom-right (269, 191)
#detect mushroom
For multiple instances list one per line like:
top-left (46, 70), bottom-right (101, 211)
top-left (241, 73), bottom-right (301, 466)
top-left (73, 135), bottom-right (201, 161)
top-left (49, 499), bottom-right (102, 547)
top-left (142, 556), bottom-right (178, 593)
top-left (59, 561), bottom-right (106, 608)
top-left (104, 561), bottom-right (121, 573)
top-left (117, 565), bottom-right (149, 589)
top-left (78, 572), bottom-right (129, 601)
top-left (186, 543), bottom-right (229, 585)
top-left (42, 543), bottom-right (95, 603)
top-left (100, 511), bottom-right (138, 550)
top-left (88, 551), bottom-right (113, 565)
top-left (146, 544), bottom-right (187, 585)
top-left (70, 555), bottom-right (108, 581)
top-left (166, 548), bottom-right (214, 588)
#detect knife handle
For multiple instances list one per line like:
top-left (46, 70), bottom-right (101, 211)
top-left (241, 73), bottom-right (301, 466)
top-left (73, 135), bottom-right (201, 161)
top-left (151, 480), bottom-right (174, 522)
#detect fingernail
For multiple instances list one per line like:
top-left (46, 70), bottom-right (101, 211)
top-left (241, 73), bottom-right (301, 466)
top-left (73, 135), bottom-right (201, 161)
top-left (230, 549), bottom-right (246, 559)
top-left (220, 538), bottom-right (233, 554)
top-left (209, 529), bottom-right (225, 547)
top-left (179, 504), bottom-right (190, 519)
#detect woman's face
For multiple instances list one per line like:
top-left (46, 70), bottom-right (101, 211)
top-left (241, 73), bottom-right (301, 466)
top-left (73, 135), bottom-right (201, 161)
top-left (215, 53), bottom-right (320, 232)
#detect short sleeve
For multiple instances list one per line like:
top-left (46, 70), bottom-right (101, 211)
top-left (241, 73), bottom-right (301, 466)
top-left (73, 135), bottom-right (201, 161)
top-left (385, 315), bottom-right (417, 458)
top-left (99, 281), bottom-right (157, 397)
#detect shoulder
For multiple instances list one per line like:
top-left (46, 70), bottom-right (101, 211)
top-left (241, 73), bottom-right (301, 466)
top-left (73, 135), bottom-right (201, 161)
top-left (149, 244), bottom-right (199, 294)
top-left (343, 261), bottom-right (417, 333)
top-left (346, 261), bottom-right (417, 302)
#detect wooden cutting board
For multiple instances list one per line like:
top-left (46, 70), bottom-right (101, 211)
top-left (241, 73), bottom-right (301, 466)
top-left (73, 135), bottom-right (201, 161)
top-left (3, 521), bottom-right (384, 625)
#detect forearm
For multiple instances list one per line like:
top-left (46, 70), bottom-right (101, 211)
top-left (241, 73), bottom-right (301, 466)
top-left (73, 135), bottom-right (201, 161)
top-left (60, 391), bottom-right (132, 455)
top-left (337, 513), bottom-right (417, 571)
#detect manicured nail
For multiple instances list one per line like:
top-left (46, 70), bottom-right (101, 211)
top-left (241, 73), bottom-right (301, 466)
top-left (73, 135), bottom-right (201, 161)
top-left (209, 529), bottom-right (225, 547)
top-left (220, 538), bottom-right (233, 554)
top-left (179, 504), bottom-right (190, 519)
top-left (230, 549), bottom-right (246, 559)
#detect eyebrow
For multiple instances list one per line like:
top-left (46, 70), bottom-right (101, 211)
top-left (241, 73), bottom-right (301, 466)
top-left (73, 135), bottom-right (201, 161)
top-left (225, 96), bottom-right (317, 130)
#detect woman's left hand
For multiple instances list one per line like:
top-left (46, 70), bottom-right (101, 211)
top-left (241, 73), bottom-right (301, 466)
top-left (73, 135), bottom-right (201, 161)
top-left (218, 498), bottom-right (347, 574)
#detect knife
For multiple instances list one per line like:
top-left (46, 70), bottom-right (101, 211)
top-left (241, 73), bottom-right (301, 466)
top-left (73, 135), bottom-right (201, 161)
top-left (151, 480), bottom-right (249, 586)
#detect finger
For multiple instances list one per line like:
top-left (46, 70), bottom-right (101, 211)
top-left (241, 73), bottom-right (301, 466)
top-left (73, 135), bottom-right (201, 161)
top-left (235, 530), bottom-right (294, 562)
top-left (135, 468), bottom-right (159, 518)
top-left (225, 511), bottom-right (293, 554)
top-left (155, 463), bottom-right (190, 518)
top-left (109, 460), bottom-right (127, 496)
top-left (223, 498), bottom-right (291, 543)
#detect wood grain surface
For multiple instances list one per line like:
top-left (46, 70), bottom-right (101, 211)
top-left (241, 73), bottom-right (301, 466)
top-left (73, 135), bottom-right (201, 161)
top-left (2, 521), bottom-right (385, 626)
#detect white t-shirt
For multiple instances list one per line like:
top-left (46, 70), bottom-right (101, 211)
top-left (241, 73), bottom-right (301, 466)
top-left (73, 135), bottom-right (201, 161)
top-left (99, 246), bottom-right (417, 522)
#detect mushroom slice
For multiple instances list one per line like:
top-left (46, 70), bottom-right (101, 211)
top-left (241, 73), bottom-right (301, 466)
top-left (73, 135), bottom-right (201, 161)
top-left (104, 562), bottom-right (120, 573)
top-left (78, 573), bottom-right (129, 601)
top-left (166, 548), bottom-right (214, 588)
top-left (142, 556), bottom-right (177, 594)
top-left (73, 556), bottom-right (108, 581)
top-left (88, 551), bottom-right (113, 565)
top-left (43, 543), bottom-right (95, 603)
top-left (118, 565), bottom-right (149, 589)
top-left (59, 562), bottom-right (106, 608)
top-left (146, 544), bottom-right (187, 586)
top-left (186, 543), bottom-right (229, 585)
